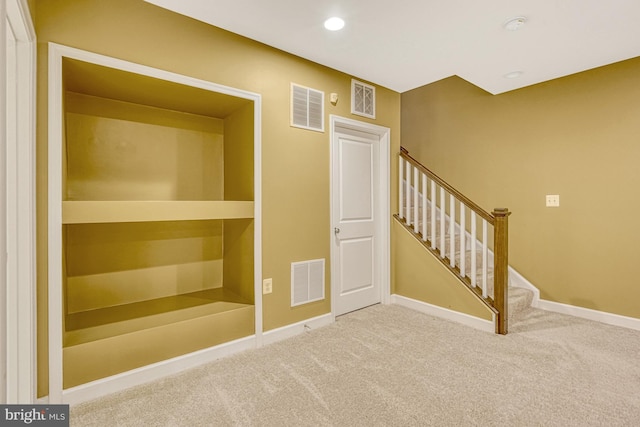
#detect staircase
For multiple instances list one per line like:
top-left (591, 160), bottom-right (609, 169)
top-left (396, 148), bottom-right (533, 333)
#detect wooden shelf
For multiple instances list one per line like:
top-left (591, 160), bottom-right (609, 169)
top-left (62, 200), bottom-right (254, 224)
top-left (65, 287), bottom-right (252, 346)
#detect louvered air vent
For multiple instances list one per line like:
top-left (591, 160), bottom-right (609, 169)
top-left (291, 83), bottom-right (324, 132)
top-left (291, 259), bottom-right (325, 307)
top-left (351, 79), bottom-right (376, 119)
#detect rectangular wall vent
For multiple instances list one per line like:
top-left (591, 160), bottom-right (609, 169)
top-left (291, 83), bottom-right (324, 132)
top-left (351, 79), bottom-right (376, 119)
top-left (291, 259), bottom-right (325, 307)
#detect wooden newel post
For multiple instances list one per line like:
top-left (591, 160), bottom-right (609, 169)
top-left (493, 208), bottom-right (511, 335)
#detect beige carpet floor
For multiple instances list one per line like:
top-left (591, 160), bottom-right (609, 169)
top-left (71, 304), bottom-right (640, 426)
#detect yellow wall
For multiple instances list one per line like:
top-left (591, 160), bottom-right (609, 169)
top-left (223, 103), bottom-right (256, 302)
top-left (401, 57), bottom-right (640, 320)
top-left (64, 92), bottom-right (225, 201)
top-left (224, 102), bottom-right (254, 201)
top-left (35, 0), bottom-right (401, 395)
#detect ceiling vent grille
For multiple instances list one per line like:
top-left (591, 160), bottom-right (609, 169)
top-left (291, 259), bottom-right (325, 307)
top-left (291, 83), bottom-right (324, 132)
top-left (351, 79), bottom-right (376, 119)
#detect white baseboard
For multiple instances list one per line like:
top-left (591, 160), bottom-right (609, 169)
top-left (391, 294), bottom-right (494, 333)
top-left (502, 266), bottom-right (640, 332)
top-left (61, 335), bottom-right (257, 406)
top-left (537, 299), bottom-right (640, 331)
top-left (262, 313), bottom-right (334, 346)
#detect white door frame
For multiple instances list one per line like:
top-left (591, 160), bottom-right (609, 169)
top-left (1, 0), bottom-right (37, 404)
top-left (329, 115), bottom-right (390, 319)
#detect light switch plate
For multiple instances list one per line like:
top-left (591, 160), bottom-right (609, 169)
top-left (546, 194), bottom-right (560, 207)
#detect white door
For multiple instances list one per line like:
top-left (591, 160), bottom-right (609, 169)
top-left (332, 126), bottom-right (382, 316)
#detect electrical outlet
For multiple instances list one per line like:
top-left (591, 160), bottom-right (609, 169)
top-left (546, 194), bottom-right (560, 207)
top-left (262, 278), bottom-right (273, 294)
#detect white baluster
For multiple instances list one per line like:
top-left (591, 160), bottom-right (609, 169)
top-left (430, 180), bottom-right (436, 249)
top-left (421, 173), bottom-right (427, 241)
top-left (398, 155), bottom-right (404, 219)
top-left (405, 162), bottom-right (411, 226)
top-left (471, 211), bottom-right (477, 288)
top-left (440, 188), bottom-right (445, 257)
top-left (413, 167), bottom-right (419, 233)
top-left (482, 219), bottom-right (488, 298)
top-left (449, 194), bottom-right (455, 267)
top-left (460, 203), bottom-right (466, 278)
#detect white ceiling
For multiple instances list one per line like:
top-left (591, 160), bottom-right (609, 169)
top-left (145, 0), bottom-right (640, 94)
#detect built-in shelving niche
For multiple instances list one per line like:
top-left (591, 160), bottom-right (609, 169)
top-left (58, 56), bottom-right (257, 388)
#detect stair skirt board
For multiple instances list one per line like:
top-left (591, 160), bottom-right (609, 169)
top-left (391, 294), bottom-right (495, 333)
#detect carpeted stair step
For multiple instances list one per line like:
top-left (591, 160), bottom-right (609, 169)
top-left (508, 287), bottom-right (534, 320)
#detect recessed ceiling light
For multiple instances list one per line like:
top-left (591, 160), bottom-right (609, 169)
top-left (503, 16), bottom-right (527, 31)
top-left (324, 17), bottom-right (345, 31)
top-left (504, 71), bottom-right (524, 79)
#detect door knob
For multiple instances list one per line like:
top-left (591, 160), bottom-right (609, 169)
top-left (334, 227), bottom-right (340, 234)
